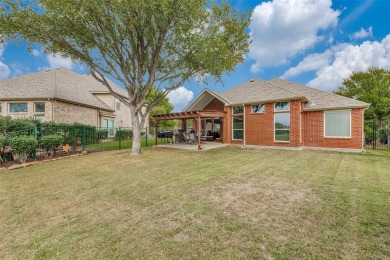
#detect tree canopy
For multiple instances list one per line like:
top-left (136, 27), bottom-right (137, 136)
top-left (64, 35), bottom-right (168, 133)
top-left (0, 0), bottom-right (251, 155)
top-left (334, 67), bottom-right (390, 124)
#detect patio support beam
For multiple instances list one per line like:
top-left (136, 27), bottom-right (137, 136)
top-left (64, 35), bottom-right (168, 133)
top-left (197, 116), bottom-right (201, 148)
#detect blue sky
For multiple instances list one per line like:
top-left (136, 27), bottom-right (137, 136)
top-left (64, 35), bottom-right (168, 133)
top-left (1, 0), bottom-right (390, 112)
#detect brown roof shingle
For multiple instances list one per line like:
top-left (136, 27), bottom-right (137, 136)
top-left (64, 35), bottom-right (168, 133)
top-left (0, 68), bottom-right (128, 111)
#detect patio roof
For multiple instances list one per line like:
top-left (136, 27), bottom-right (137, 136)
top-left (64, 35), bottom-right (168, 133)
top-left (153, 110), bottom-right (225, 120)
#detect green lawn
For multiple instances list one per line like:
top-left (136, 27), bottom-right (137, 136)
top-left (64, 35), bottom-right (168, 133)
top-left (1, 147), bottom-right (389, 259)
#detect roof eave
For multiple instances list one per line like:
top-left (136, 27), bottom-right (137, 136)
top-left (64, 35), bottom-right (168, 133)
top-left (183, 88), bottom-right (230, 112)
top-left (228, 96), bottom-right (308, 106)
top-left (303, 104), bottom-right (370, 111)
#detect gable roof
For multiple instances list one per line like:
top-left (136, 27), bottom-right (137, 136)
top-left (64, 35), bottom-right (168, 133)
top-left (0, 68), bottom-right (128, 111)
top-left (184, 78), bottom-right (369, 112)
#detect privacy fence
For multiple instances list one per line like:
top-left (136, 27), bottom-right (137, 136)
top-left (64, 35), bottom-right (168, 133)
top-left (364, 119), bottom-right (389, 151)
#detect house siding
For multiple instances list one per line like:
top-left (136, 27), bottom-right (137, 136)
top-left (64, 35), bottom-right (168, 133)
top-left (302, 108), bottom-right (363, 149)
top-left (0, 100), bottom-right (53, 122)
top-left (203, 98), bottom-right (225, 111)
top-left (218, 101), bottom-right (363, 150)
top-left (53, 100), bottom-right (98, 126)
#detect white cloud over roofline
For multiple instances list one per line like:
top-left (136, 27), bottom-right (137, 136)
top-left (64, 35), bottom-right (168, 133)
top-left (282, 34), bottom-right (390, 92)
top-left (47, 53), bottom-right (74, 69)
top-left (0, 43), bottom-right (11, 79)
top-left (248, 0), bottom-right (340, 72)
top-left (167, 86), bottom-right (194, 112)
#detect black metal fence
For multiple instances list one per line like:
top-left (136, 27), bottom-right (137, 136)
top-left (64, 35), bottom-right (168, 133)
top-left (0, 126), bottom-right (153, 164)
top-left (364, 120), bottom-right (390, 151)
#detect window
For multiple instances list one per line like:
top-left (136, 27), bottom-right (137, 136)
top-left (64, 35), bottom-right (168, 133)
top-left (232, 116), bottom-right (243, 140)
top-left (102, 118), bottom-right (115, 137)
top-left (252, 104), bottom-right (265, 113)
top-left (0, 103), bottom-right (2, 113)
top-left (232, 106), bottom-right (243, 114)
top-left (34, 102), bottom-right (45, 113)
top-left (115, 99), bottom-right (121, 110)
top-left (9, 103), bottom-right (28, 113)
top-left (324, 110), bottom-right (351, 138)
top-left (34, 115), bottom-right (45, 122)
top-left (275, 102), bottom-right (290, 112)
top-left (275, 113), bottom-right (290, 141)
top-left (274, 101), bottom-right (290, 142)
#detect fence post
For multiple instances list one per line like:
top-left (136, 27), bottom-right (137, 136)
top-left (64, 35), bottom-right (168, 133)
top-left (118, 127), bottom-right (122, 150)
top-left (82, 126), bottom-right (86, 150)
top-left (145, 127), bottom-right (148, 147)
top-left (33, 126), bottom-right (37, 160)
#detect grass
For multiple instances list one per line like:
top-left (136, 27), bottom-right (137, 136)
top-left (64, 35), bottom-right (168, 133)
top-left (1, 147), bottom-right (389, 259)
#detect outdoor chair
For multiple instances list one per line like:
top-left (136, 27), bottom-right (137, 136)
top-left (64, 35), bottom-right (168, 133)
top-left (189, 133), bottom-right (196, 144)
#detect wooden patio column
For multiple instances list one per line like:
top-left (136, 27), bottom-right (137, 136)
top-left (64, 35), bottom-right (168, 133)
top-left (197, 116), bottom-right (201, 148)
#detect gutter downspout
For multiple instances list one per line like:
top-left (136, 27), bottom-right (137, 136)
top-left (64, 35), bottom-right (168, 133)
top-left (242, 104), bottom-right (246, 148)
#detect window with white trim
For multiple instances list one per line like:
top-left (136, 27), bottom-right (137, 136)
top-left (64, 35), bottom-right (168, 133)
top-left (252, 104), bottom-right (265, 113)
top-left (324, 110), bottom-right (351, 138)
top-left (232, 106), bottom-right (243, 140)
top-left (34, 102), bottom-right (45, 113)
top-left (274, 102), bottom-right (290, 142)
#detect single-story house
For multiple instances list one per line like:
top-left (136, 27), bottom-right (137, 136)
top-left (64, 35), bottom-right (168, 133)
top-left (0, 68), bottom-right (142, 136)
top-left (153, 78), bottom-right (370, 151)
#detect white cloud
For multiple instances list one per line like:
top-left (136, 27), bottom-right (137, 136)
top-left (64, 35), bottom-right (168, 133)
top-left (249, 0), bottom-right (340, 70)
top-left (167, 86), bottom-right (194, 112)
top-left (31, 49), bottom-right (41, 57)
top-left (0, 43), bottom-right (11, 79)
top-left (350, 26), bottom-right (373, 39)
top-left (281, 50), bottom-right (333, 78)
top-left (0, 61), bottom-right (11, 79)
top-left (283, 35), bottom-right (390, 92)
top-left (47, 53), bottom-right (74, 69)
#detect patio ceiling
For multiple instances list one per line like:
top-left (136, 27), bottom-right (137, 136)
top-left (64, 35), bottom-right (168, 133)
top-left (153, 110), bottom-right (226, 120)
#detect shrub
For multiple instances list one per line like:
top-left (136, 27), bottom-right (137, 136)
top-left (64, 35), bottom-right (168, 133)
top-left (0, 136), bottom-right (5, 147)
top-left (10, 135), bottom-right (36, 163)
top-left (115, 129), bottom-right (133, 140)
top-left (96, 129), bottom-right (109, 141)
top-left (40, 135), bottom-right (64, 157)
top-left (379, 129), bottom-right (389, 144)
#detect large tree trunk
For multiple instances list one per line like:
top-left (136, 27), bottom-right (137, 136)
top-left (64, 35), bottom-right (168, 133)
top-left (130, 107), bottom-right (148, 156)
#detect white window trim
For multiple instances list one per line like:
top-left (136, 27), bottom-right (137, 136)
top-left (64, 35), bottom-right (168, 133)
top-left (251, 104), bottom-right (265, 114)
top-left (232, 115), bottom-right (244, 140)
top-left (274, 101), bottom-right (290, 112)
top-left (274, 112), bottom-right (290, 143)
top-left (324, 109), bottom-right (352, 138)
top-left (8, 102), bottom-right (28, 113)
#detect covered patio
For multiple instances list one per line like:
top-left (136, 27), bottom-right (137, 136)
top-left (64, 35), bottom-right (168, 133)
top-left (153, 110), bottom-right (226, 149)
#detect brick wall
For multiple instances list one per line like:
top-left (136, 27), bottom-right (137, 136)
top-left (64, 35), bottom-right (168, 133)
top-left (302, 108), bottom-right (363, 149)
top-left (0, 100), bottom-right (53, 122)
top-left (53, 101), bottom-right (98, 126)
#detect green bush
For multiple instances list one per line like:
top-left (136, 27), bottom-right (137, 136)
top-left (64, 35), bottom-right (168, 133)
top-left (41, 135), bottom-right (64, 153)
top-left (96, 129), bottom-right (109, 141)
top-left (115, 129), bottom-right (133, 140)
top-left (0, 136), bottom-right (5, 147)
top-left (379, 129), bottom-right (389, 144)
top-left (10, 135), bottom-right (36, 162)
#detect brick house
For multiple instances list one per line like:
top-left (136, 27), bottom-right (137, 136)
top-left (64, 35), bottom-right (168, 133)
top-left (154, 78), bottom-right (369, 151)
top-left (0, 68), bottom-right (142, 135)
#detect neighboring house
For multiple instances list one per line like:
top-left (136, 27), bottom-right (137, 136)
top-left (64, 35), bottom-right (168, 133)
top-left (0, 68), bottom-right (141, 136)
top-left (154, 78), bottom-right (369, 151)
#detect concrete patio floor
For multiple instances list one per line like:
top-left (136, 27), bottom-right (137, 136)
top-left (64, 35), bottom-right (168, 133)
top-left (155, 141), bottom-right (227, 151)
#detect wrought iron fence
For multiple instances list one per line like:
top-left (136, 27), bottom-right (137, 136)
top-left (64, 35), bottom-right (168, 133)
top-left (0, 126), bottom-right (154, 164)
top-left (364, 120), bottom-right (390, 151)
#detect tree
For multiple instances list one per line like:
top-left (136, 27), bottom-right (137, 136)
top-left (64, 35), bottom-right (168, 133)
top-left (0, 0), bottom-right (250, 155)
top-left (334, 67), bottom-right (390, 126)
top-left (149, 89), bottom-right (176, 130)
